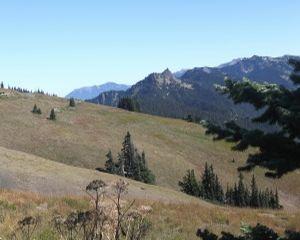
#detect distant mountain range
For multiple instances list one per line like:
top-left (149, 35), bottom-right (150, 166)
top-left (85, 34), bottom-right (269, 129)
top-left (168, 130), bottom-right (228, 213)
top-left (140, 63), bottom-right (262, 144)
top-left (66, 82), bottom-right (131, 100)
top-left (87, 55), bottom-right (298, 125)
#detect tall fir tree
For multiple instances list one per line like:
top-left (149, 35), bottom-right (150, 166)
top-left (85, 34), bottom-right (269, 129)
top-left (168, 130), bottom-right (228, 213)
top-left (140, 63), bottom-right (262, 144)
top-left (121, 132), bottom-right (136, 178)
top-left (105, 150), bottom-right (117, 174)
top-left (250, 175), bottom-right (259, 207)
top-left (237, 173), bottom-right (246, 207)
top-left (104, 132), bottom-right (155, 184)
top-left (179, 169), bottom-right (200, 196)
top-left (117, 153), bottom-right (125, 177)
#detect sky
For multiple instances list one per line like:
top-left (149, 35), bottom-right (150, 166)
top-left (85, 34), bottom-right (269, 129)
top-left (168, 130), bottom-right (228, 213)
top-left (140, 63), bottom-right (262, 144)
top-left (0, 1), bottom-right (299, 96)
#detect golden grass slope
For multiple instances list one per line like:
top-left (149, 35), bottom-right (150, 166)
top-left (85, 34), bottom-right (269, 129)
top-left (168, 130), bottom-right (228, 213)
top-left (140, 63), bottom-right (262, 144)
top-left (0, 89), bottom-right (299, 209)
top-left (0, 146), bottom-right (198, 203)
top-left (0, 147), bottom-right (299, 239)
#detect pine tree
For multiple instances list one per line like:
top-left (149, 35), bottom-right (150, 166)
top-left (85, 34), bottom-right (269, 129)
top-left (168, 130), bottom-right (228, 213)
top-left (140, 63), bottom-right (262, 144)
top-left (237, 173), bottom-right (246, 207)
top-left (139, 151), bottom-right (155, 184)
top-left (201, 163), bottom-right (212, 199)
top-left (117, 153), bottom-right (125, 176)
top-left (213, 175), bottom-right (224, 202)
top-left (225, 185), bottom-right (233, 205)
top-left (121, 132), bottom-right (135, 178)
top-left (198, 163), bottom-right (224, 202)
top-left (0, 82), bottom-right (3, 88)
top-left (105, 150), bottom-right (117, 174)
top-left (116, 132), bottom-right (155, 184)
top-left (32, 104), bottom-right (38, 113)
top-left (186, 114), bottom-right (193, 122)
top-left (49, 108), bottom-right (56, 120)
top-left (250, 175), bottom-right (259, 207)
top-left (133, 148), bottom-right (142, 181)
top-left (179, 169), bottom-right (200, 196)
top-left (32, 104), bottom-right (42, 114)
top-left (69, 98), bottom-right (76, 107)
top-left (204, 59), bottom-right (300, 177)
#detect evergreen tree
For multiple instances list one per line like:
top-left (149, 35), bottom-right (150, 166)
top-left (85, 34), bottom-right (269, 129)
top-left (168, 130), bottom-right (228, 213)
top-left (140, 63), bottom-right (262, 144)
top-left (237, 173), bottom-right (246, 206)
top-left (117, 153), bottom-right (125, 176)
top-left (186, 114), bottom-right (193, 122)
top-left (115, 132), bottom-right (155, 184)
top-left (225, 185), bottom-right (233, 205)
top-left (32, 104), bottom-right (38, 113)
top-left (32, 104), bottom-right (42, 114)
top-left (198, 163), bottom-right (224, 202)
top-left (121, 132), bottom-right (136, 178)
top-left (180, 164), bottom-right (279, 209)
top-left (132, 148), bottom-right (142, 181)
top-left (213, 174), bottom-right (224, 202)
top-left (204, 59), bottom-right (300, 177)
top-left (0, 81), bottom-right (3, 88)
top-left (69, 97), bottom-right (76, 107)
top-left (201, 163), bottom-right (212, 199)
top-left (49, 108), bottom-right (56, 120)
top-left (250, 175), bottom-right (259, 207)
top-left (139, 151), bottom-right (156, 184)
top-left (105, 150), bottom-right (117, 174)
top-left (178, 169), bottom-right (200, 196)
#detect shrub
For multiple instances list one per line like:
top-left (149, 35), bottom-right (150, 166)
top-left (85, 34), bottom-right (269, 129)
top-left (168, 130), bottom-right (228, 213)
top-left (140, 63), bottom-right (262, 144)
top-left (69, 98), bottom-right (76, 107)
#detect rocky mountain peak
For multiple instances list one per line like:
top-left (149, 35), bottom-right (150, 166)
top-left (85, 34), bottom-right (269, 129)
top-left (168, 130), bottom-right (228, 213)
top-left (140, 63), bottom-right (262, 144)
top-left (161, 68), bottom-right (173, 78)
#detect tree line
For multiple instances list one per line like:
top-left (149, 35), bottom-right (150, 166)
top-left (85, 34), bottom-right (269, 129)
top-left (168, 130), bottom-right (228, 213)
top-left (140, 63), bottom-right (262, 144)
top-left (0, 81), bottom-right (57, 96)
top-left (179, 163), bottom-right (280, 209)
top-left (104, 132), bottom-right (156, 184)
top-left (117, 97), bottom-right (140, 112)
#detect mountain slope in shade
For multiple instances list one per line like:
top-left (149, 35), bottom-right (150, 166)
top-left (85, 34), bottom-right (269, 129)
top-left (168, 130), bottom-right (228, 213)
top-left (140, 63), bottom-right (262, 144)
top-left (88, 55), bottom-right (297, 124)
top-left (217, 55), bottom-right (296, 88)
top-left (66, 82), bottom-right (130, 100)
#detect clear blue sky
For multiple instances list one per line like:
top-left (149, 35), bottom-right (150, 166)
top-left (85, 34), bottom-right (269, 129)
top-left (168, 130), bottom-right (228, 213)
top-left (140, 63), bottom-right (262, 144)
top-left (0, 1), bottom-right (299, 96)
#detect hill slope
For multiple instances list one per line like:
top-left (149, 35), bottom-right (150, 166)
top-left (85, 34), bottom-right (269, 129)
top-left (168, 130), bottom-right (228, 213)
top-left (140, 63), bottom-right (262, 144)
top-left (0, 145), bottom-right (198, 203)
top-left (0, 90), bottom-right (299, 209)
top-left (0, 146), bottom-right (299, 239)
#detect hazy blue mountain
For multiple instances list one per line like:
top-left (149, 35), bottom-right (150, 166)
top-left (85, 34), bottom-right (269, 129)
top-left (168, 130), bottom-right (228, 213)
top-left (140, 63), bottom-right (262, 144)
top-left (173, 69), bottom-right (188, 78)
top-left (66, 82), bottom-right (130, 100)
top-left (88, 55), bottom-right (298, 125)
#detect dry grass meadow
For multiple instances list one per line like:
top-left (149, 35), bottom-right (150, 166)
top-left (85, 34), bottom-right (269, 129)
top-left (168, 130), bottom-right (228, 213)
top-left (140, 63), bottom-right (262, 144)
top-left (0, 89), bottom-right (299, 239)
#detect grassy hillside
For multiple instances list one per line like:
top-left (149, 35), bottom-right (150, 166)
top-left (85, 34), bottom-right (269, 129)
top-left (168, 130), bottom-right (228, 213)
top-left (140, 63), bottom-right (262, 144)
top-left (0, 145), bottom-right (197, 202)
top-left (0, 146), bottom-right (299, 239)
top-left (0, 89), bottom-right (299, 209)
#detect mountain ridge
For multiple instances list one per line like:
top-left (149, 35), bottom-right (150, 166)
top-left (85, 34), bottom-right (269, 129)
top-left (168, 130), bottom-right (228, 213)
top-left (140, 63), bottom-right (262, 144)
top-left (88, 55), bottom-right (298, 125)
top-left (66, 82), bottom-right (131, 100)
